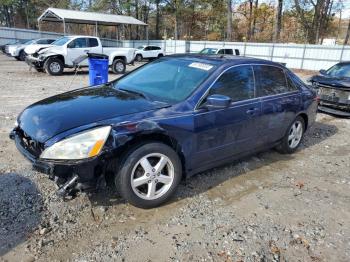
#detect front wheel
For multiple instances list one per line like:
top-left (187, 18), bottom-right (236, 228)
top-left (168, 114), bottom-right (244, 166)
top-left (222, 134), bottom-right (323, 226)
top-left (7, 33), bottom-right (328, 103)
top-left (115, 143), bottom-right (182, 208)
top-left (44, 57), bottom-right (64, 76)
top-left (276, 116), bottom-right (305, 154)
top-left (112, 59), bottom-right (126, 74)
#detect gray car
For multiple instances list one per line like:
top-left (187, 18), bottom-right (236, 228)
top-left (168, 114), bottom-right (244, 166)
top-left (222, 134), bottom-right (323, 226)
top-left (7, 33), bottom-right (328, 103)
top-left (5, 38), bottom-right (56, 61)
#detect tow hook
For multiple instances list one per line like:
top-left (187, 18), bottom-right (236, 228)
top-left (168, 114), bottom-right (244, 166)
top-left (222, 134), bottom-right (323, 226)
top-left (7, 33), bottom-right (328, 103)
top-left (56, 175), bottom-right (79, 197)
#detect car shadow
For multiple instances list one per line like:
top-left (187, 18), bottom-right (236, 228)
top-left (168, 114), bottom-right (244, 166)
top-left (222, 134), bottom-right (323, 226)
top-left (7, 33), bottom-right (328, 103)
top-left (0, 173), bottom-right (43, 256)
top-left (89, 121), bottom-right (338, 208)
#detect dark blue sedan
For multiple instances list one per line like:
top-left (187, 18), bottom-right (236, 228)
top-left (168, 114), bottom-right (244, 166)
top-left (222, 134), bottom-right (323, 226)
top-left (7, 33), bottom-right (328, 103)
top-left (10, 55), bottom-right (318, 208)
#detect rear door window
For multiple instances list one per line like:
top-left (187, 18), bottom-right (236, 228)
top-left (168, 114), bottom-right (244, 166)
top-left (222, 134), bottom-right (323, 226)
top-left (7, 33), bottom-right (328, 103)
top-left (88, 38), bottom-right (99, 47)
top-left (209, 65), bottom-right (255, 102)
top-left (254, 65), bottom-right (289, 96)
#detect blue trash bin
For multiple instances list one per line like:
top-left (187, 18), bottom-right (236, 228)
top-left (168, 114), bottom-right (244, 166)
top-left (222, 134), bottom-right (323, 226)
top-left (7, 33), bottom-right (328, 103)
top-left (88, 53), bottom-right (109, 86)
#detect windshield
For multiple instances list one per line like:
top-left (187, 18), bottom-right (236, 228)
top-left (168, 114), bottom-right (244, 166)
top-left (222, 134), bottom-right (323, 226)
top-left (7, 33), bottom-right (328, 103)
top-left (137, 46), bottom-right (145, 50)
top-left (199, 48), bottom-right (218, 54)
top-left (326, 64), bottom-right (350, 78)
top-left (24, 40), bottom-right (35, 45)
top-left (52, 37), bottom-right (72, 46)
top-left (114, 58), bottom-right (216, 103)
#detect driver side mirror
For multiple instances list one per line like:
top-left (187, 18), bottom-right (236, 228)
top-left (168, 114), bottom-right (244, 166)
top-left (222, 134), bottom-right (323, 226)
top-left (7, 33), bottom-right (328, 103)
top-left (319, 69), bottom-right (327, 75)
top-left (205, 94), bottom-right (231, 110)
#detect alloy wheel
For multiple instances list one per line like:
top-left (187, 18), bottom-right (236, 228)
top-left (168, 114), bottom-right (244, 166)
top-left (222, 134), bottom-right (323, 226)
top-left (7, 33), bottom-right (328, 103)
top-left (130, 153), bottom-right (174, 200)
top-left (288, 120), bottom-right (303, 149)
top-left (49, 62), bottom-right (61, 73)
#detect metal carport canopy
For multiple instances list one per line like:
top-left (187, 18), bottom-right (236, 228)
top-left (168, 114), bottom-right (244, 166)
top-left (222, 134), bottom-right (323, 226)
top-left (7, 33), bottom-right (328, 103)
top-left (38, 8), bottom-right (147, 26)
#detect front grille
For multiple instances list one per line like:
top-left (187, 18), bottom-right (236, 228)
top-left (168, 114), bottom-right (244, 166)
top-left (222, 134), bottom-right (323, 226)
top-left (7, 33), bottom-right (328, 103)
top-left (319, 85), bottom-right (350, 102)
top-left (16, 128), bottom-right (44, 158)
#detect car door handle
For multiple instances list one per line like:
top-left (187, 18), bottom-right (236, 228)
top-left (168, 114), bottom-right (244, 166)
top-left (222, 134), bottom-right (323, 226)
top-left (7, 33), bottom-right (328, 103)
top-left (246, 108), bottom-right (259, 115)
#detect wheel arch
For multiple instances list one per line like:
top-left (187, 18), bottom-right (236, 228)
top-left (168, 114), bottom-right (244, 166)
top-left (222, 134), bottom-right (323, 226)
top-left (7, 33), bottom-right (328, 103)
top-left (297, 112), bottom-right (309, 131)
top-left (44, 54), bottom-right (65, 65)
top-left (109, 132), bottom-right (186, 179)
top-left (112, 56), bottom-right (126, 63)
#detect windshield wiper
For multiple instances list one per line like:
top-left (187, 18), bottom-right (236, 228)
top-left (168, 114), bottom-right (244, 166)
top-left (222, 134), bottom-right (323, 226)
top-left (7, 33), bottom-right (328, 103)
top-left (118, 88), bottom-right (149, 100)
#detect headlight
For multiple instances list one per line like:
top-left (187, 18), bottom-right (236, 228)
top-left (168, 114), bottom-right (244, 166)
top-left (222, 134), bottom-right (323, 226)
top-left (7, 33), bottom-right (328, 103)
top-left (40, 126), bottom-right (111, 160)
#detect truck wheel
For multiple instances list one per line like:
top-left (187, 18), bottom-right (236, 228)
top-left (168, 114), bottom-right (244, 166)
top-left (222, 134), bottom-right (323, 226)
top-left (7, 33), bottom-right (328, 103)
top-left (157, 54), bottom-right (164, 58)
top-left (112, 59), bottom-right (126, 74)
top-left (19, 50), bottom-right (26, 61)
top-left (115, 142), bottom-right (182, 209)
top-left (44, 57), bottom-right (64, 76)
top-left (135, 54), bottom-right (143, 62)
top-left (276, 116), bottom-right (305, 154)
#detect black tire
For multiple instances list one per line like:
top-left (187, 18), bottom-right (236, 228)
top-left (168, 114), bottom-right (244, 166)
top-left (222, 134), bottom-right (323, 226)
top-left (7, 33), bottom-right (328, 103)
top-left (115, 142), bottom-right (182, 209)
top-left (276, 116), bottom-right (305, 154)
top-left (14, 56), bottom-right (21, 61)
top-left (112, 59), bottom-right (126, 74)
top-left (157, 53), bottom-right (164, 58)
top-left (135, 54), bottom-right (143, 62)
top-left (19, 50), bottom-right (26, 61)
top-left (44, 57), bottom-right (64, 76)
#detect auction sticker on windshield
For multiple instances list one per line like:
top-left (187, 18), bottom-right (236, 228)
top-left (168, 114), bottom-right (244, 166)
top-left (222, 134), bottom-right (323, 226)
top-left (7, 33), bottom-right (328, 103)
top-left (189, 62), bottom-right (213, 71)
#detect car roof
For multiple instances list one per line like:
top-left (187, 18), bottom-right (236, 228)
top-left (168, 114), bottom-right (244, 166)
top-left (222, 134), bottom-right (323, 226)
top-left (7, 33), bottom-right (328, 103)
top-left (335, 61), bottom-right (350, 66)
top-left (166, 53), bottom-right (282, 67)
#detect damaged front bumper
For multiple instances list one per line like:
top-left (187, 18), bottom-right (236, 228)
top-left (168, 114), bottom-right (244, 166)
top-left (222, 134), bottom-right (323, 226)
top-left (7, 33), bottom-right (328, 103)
top-left (10, 129), bottom-right (106, 196)
top-left (25, 55), bottom-right (44, 68)
top-left (319, 96), bottom-right (350, 117)
top-left (318, 86), bottom-right (350, 117)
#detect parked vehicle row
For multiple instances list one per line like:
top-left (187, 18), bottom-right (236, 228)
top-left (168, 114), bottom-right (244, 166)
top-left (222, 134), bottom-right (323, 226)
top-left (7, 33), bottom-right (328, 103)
top-left (4, 38), bottom-right (56, 61)
top-left (25, 36), bottom-right (137, 75)
top-left (10, 54), bottom-right (318, 208)
top-left (2, 37), bottom-right (172, 76)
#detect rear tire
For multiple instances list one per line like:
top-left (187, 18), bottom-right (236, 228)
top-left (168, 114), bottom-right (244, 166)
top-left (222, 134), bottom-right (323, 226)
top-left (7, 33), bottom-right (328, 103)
top-left (157, 53), bottom-right (164, 58)
top-left (19, 50), bottom-right (26, 61)
top-left (135, 54), bottom-right (143, 62)
top-left (276, 116), bottom-right (305, 154)
top-left (115, 142), bottom-right (182, 209)
top-left (44, 57), bottom-right (64, 76)
top-left (112, 59), bottom-right (126, 74)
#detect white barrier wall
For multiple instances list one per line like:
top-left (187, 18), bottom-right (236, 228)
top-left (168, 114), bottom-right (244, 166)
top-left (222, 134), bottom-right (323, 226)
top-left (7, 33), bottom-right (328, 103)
top-left (1, 26), bottom-right (350, 71)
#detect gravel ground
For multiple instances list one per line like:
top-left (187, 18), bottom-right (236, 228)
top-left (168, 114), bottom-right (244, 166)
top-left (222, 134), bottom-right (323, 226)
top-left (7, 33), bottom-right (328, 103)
top-left (0, 54), bottom-right (349, 262)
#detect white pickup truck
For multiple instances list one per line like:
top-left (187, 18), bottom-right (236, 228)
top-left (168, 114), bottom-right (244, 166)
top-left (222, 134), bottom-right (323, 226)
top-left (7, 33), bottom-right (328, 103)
top-left (26, 36), bottom-right (136, 75)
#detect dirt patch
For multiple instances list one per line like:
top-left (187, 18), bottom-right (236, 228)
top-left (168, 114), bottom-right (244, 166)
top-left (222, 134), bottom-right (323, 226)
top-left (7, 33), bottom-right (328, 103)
top-left (0, 55), bottom-right (349, 262)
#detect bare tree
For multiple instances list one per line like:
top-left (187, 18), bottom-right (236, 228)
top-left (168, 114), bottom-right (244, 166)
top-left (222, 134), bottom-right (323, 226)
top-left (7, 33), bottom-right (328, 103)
top-left (345, 19), bottom-right (350, 45)
top-left (251, 0), bottom-right (258, 39)
top-left (273, 0), bottom-right (283, 42)
top-left (227, 0), bottom-right (233, 41)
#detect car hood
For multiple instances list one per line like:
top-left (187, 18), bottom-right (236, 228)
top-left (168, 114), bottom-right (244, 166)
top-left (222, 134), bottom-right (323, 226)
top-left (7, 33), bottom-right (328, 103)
top-left (18, 85), bottom-right (168, 143)
top-left (312, 74), bottom-right (350, 89)
top-left (8, 44), bottom-right (24, 50)
top-left (38, 46), bottom-right (64, 55)
top-left (25, 44), bottom-right (53, 54)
